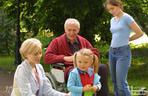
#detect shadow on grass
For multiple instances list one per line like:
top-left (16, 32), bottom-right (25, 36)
top-left (129, 63), bottom-right (148, 79)
top-left (128, 46), bottom-right (148, 88)
top-left (132, 47), bottom-right (148, 58)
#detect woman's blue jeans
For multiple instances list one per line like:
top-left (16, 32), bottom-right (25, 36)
top-left (109, 45), bottom-right (131, 96)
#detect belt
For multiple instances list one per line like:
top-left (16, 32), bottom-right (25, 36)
top-left (111, 45), bottom-right (129, 50)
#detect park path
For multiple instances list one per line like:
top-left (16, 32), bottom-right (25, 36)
top-left (0, 69), bottom-right (14, 96)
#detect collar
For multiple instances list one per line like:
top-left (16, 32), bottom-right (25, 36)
top-left (77, 68), bottom-right (88, 74)
top-left (66, 36), bottom-right (79, 45)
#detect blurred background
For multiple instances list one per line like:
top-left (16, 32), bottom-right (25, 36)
top-left (0, 0), bottom-right (148, 95)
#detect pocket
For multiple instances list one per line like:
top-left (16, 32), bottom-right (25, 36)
top-left (120, 46), bottom-right (131, 57)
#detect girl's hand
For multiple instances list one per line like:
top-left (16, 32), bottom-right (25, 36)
top-left (90, 86), bottom-right (97, 92)
top-left (83, 84), bottom-right (92, 92)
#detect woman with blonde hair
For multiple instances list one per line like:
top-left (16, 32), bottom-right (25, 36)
top-left (11, 38), bottom-right (69, 96)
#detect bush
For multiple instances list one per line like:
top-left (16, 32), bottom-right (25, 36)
top-left (35, 31), bottom-right (56, 48)
top-left (94, 41), bottom-right (110, 64)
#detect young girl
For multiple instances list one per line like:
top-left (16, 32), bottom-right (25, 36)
top-left (11, 38), bottom-right (69, 96)
top-left (104, 0), bottom-right (144, 96)
top-left (67, 48), bottom-right (101, 96)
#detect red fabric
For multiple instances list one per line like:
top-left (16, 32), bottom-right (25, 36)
top-left (80, 73), bottom-right (94, 87)
top-left (44, 33), bottom-right (100, 68)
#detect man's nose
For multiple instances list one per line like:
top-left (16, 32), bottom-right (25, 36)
top-left (71, 31), bottom-right (77, 35)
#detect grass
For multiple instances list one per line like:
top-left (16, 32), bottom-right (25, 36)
top-left (129, 44), bottom-right (148, 88)
top-left (0, 55), bottom-right (51, 72)
top-left (0, 55), bottom-right (16, 72)
top-left (95, 43), bottom-right (148, 95)
top-left (0, 44), bottom-right (148, 95)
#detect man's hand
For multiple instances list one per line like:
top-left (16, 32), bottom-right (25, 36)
top-left (64, 56), bottom-right (73, 62)
top-left (64, 93), bottom-right (70, 96)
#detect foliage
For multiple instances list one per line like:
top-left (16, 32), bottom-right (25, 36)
top-left (0, 0), bottom-right (147, 56)
top-left (33, 0), bottom-right (109, 45)
top-left (0, 9), bottom-right (16, 55)
top-left (2, 0), bottom-right (112, 45)
top-left (35, 31), bottom-right (56, 48)
top-left (128, 44), bottom-right (148, 89)
top-left (124, 0), bottom-right (148, 33)
top-left (94, 41), bottom-right (110, 64)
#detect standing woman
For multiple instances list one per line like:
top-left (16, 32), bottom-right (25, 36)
top-left (104, 0), bottom-right (144, 96)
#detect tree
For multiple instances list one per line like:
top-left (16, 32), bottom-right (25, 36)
top-left (1, 0), bottom-right (148, 46)
top-left (124, 0), bottom-right (148, 33)
top-left (0, 9), bottom-right (16, 55)
top-left (2, 0), bottom-right (111, 45)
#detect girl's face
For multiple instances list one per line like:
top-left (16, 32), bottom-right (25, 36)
top-left (106, 4), bottom-right (121, 16)
top-left (76, 54), bottom-right (92, 71)
top-left (26, 50), bottom-right (42, 66)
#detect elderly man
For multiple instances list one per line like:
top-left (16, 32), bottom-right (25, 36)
top-left (44, 18), bottom-right (109, 96)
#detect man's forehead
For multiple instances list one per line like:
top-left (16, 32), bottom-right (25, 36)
top-left (66, 23), bottom-right (78, 27)
top-left (65, 24), bottom-right (79, 29)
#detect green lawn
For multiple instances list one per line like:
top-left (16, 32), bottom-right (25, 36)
top-left (0, 56), bottom-right (16, 71)
top-left (0, 44), bottom-right (148, 95)
top-left (97, 44), bottom-right (148, 95)
top-left (129, 46), bottom-right (148, 88)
